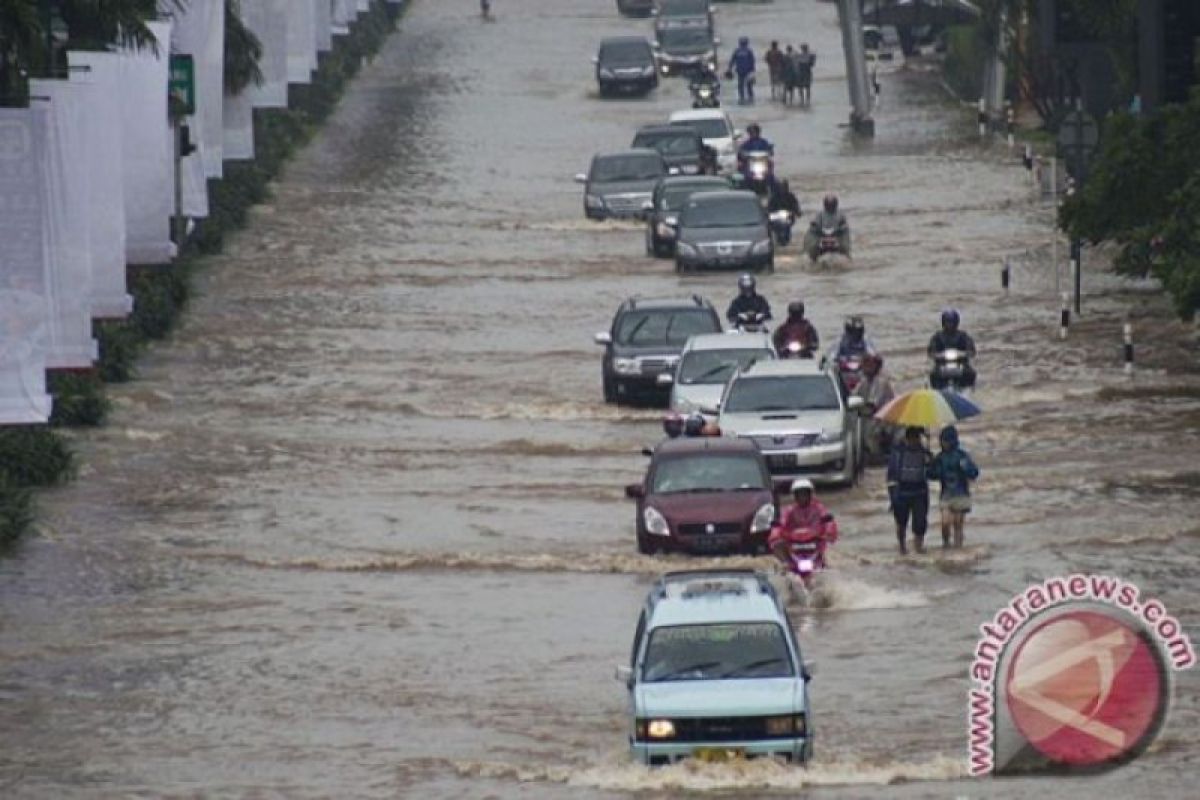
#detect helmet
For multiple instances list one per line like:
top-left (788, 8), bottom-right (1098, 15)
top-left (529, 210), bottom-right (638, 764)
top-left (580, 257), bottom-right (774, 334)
top-left (788, 300), bottom-right (805, 319)
top-left (738, 273), bottom-right (756, 295)
top-left (790, 478), bottom-right (815, 494)
top-left (823, 194), bottom-right (838, 213)
top-left (739, 36), bottom-right (749, 47)
top-left (941, 307), bottom-right (961, 329)
top-left (845, 315), bottom-right (865, 337)
top-left (747, 123), bottom-right (761, 138)
top-left (662, 412), bottom-right (684, 438)
top-left (864, 353), bottom-right (883, 371)
top-left (684, 413), bottom-right (706, 437)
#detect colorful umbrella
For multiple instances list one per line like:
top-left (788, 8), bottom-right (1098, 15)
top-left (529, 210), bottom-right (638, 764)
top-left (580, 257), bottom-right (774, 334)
top-left (874, 388), bottom-right (981, 428)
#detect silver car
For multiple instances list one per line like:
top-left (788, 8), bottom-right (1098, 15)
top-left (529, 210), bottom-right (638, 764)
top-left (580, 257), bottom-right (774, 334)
top-left (661, 332), bottom-right (775, 414)
top-left (716, 360), bottom-right (865, 487)
top-left (675, 190), bottom-right (774, 273)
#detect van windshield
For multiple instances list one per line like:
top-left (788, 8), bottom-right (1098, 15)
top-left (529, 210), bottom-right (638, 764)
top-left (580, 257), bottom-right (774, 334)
top-left (643, 623), bottom-right (794, 682)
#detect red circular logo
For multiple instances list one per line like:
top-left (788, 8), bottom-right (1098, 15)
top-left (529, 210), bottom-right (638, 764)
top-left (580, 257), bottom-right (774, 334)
top-left (1004, 609), bottom-right (1168, 768)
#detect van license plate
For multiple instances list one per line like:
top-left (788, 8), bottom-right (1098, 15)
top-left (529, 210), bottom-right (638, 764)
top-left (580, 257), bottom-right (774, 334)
top-left (693, 747), bottom-right (745, 763)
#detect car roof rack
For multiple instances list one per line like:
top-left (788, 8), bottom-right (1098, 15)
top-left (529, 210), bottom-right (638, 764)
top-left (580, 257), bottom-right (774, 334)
top-left (654, 569), bottom-right (773, 600)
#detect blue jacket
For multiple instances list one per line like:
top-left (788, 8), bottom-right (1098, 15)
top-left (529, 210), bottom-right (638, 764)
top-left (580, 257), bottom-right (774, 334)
top-left (738, 136), bottom-right (773, 155)
top-left (928, 429), bottom-right (979, 498)
top-left (730, 46), bottom-right (755, 76)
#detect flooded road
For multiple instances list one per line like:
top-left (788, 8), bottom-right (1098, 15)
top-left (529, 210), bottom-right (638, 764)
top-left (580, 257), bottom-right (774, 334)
top-left (3, 0), bottom-right (1199, 797)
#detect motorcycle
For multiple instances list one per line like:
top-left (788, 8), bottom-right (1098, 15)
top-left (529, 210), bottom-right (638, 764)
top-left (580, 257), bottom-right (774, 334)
top-left (809, 224), bottom-right (847, 261)
top-left (836, 353), bottom-right (864, 393)
top-left (929, 348), bottom-right (974, 392)
top-left (733, 310), bottom-right (769, 333)
top-left (690, 78), bottom-right (720, 108)
top-left (740, 150), bottom-right (774, 196)
top-left (772, 530), bottom-right (825, 601)
top-left (778, 338), bottom-right (815, 359)
top-left (768, 209), bottom-right (794, 246)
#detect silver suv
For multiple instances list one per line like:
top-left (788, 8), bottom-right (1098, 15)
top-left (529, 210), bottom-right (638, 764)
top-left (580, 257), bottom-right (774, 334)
top-left (715, 360), bottom-right (864, 486)
top-left (661, 332), bottom-right (775, 415)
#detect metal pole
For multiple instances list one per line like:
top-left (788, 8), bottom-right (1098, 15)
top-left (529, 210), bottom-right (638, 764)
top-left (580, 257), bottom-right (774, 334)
top-left (837, 0), bottom-right (874, 135)
top-left (1051, 156), bottom-right (1059, 294)
top-left (1071, 238), bottom-right (1082, 314)
top-left (1123, 321), bottom-right (1134, 374)
top-left (173, 118), bottom-right (185, 247)
top-left (1001, 258), bottom-right (1010, 294)
top-left (1060, 293), bottom-right (1070, 339)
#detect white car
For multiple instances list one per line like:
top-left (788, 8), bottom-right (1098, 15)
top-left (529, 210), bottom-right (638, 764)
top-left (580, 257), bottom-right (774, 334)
top-left (660, 332), bottom-right (775, 414)
top-left (668, 109), bottom-right (740, 173)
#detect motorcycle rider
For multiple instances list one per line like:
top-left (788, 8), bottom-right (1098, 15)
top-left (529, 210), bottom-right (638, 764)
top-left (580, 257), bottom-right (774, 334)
top-left (726, 36), bottom-right (756, 104)
top-left (772, 300), bottom-right (819, 357)
top-left (683, 413), bottom-right (707, 437)
top-left (766, 180), bottom-right (800, 245)
top-left (769, 478), bottom-right (839, 569)
top-left (737, 123), bottom-right (773, 159)
top-left (853, 354), bottom-right (896, 460)
top-left (725, 274), bottom-right (773, 327)
top-left (927, 308), bottom-right (977, 389)
top-left (687, 62), bottom-right (721, 108)
top-left (804, 194), bottom-right (851, 260)
top-left (832, 316), bottom-right (877, 360)
top-left (662, 412), bottom-right (684, 440)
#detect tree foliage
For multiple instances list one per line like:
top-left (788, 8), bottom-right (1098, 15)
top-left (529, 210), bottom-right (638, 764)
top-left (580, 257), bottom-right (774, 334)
top-left (224, 0), bottom-right (261, 95)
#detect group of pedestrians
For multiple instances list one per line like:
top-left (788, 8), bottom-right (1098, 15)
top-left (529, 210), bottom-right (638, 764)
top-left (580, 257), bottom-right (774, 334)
top-left (725, 37), bottom-right (815, 106)
top-left (886, 425), bottom-right (979, 555)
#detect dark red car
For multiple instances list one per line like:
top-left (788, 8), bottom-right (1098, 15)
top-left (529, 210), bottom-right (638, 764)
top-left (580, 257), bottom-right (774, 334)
top-left (625, 437), bottom-right (778, 555)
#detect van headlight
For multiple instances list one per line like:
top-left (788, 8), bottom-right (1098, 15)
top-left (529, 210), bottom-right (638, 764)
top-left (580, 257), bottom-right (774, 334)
top-left (751, 238), bottom-right (773, 255)
top-left (599, 67), bottom-right (615, 78)
top-left (643, 507), bottom-right (670, 536)
top-left (751, 503), bottom-right (775, 533)
top-left (641, 65), bottom-right (656, 76)
top-left (764, 713), bottom-right (806, 736)
top-left (647, 718), bottom-right (676, 738)
top-left (656, 222), bottom-right (677, 238)
top-left (613, 357), bottom-right (640, 376)
top-left (676, 241), bottom-right (697, 257)
top-left (817, 429), bottom-right (844, 444)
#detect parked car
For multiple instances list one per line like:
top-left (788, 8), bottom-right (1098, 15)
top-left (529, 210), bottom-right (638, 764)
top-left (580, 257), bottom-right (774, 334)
top-left (674, 190), bottom-right (774, 273)
top-left (662, 331), bottom-right (775, 414)
top-left (595, 295), bottom-right (723, 404)
top-left (595, 36), bottom-right (659, 97)
top-left (631, 125), bottom-right (705, 176)
top-left (575, 149), bottom-right (668, 221)
top-left (616, 569), bottom-right (814, 765)
top-left (617, 0), bottom-right (656, 16)
top-left (715, 359), bottom-right (865, 486)
top-left (668, 109), bottom-right (740, 173)
top-left (644, 175), bottom-right (730, 257)
top-left (625, 438), bottom-right (777, 554)
top-left (653, 0), bottom-right (716, 30)
top-left (654, 24), bottom-right (719, 76)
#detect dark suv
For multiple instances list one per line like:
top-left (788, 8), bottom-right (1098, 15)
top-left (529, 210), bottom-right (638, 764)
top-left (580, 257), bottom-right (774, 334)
top-left (595, 37), bottom-right (658, 97)
top-left (624, 437), bottom-right (777, 554)
top-left (594, 296), bottom-right (723, 404)
top-left (630, 125), bottom-right (705, 176)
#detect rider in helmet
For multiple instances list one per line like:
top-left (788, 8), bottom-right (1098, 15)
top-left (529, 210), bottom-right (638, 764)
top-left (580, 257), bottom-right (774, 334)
top-left (768, 478), bottom-right (839, 567)
top-left (833, 315), bottom-right (877, 360)
top-left (772, 300), bottom-right (820, 357)
top-left (683, 412), bottom-right (708, 437)
top-left (804, 193), bottom-right (851, 260)
top-left (726, 36), bottom-right (757, 104)
top-left (854, 354), bottom-right (897, 460)
top-left (927, 308), bottom-right (977, 388)
top-left (738, 123), bottom-right (773, 158)
top-left (736, 123), bottom-right (778, 194)
top-left (725, 273), bottom-right (773, 326)
top-left (662, 412), bottom-right (684, 440)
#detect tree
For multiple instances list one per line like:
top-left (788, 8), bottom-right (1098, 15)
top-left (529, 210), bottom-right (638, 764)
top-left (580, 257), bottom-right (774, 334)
top-left (0, 0), bottom-right (44, 103)
top-left (223, 0), bottom-right (260, 95)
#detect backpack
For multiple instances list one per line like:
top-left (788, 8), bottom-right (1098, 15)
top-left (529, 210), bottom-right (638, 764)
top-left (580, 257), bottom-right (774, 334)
top-left (897, 448), bottom-right (926, 485)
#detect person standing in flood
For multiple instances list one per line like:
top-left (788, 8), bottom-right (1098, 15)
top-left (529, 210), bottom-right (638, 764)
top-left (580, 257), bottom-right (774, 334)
top-left (794, 43), bottom-right (815, 107)
top-left (886, 427), bottom-right (931, 555)
top-left (928, 426), bottom-right (979, 548)
top-left (765, 41), bottom-right (785, 101)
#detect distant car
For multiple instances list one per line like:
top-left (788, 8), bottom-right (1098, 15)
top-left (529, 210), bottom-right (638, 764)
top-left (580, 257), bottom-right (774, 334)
top-left (617, 0), bottom-right (656, 16)
top-left (595, 36), bottom-right (659, 97)
top-left (716, 359), bottom-right (865, 486)
top-left (668, 109), bottom-right (740, 172)
top-left (631, 124), bottom-right (705, 176)
top-left (616, 570), bottom-right (814, 765)
top-left (645, 175), bottom-right (730, 257)
top-left (674, 190), bottom-right (774, 273)
top-left (575, 149), bottom-right (668, 221)
top-left (594, 295), bottom-right (723, 404)
top-left (653, 0), bottom-right (716, 29)
top-left (624, 438), bottom-right (776, 554)
top-left (663, 331), bottom-right (775, 414)
top-left (653, 24), bottom-right (718, 76)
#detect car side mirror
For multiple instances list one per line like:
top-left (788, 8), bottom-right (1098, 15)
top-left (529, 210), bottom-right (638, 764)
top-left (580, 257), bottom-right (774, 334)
top-left (615, 664), bottom-right (633, 684)
top-left (594, 331), bottom-right (612, 345)
top-left (574, 173), bottom-right (588, 184)
top-left (592, 56), bottom-right (600, 65)
top-left (734, 129), bottom-right (743, 139)
top-left (713, 37), bottom-right (721, 45)
top-left (803, 659), bottom-right (817, 680)
top-left (847, 396), bottom-right (865, 411)
top-left (625, 483), bottom-right (645, 499)
top-left (656, 373), bottom-right (673, 386)
top-left (641, 199), bottom-right (654, 211)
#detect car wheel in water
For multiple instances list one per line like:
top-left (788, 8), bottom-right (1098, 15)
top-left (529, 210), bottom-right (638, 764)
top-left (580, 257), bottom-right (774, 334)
top-left (603, 374), bottom-right (617, 403)
top-left (763, 256), bottom-right (775, 273)
top-left (637, 537), bottom-right (656, 555)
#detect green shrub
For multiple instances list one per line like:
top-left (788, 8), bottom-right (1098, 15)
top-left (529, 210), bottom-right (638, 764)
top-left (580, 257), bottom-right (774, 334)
top-left (97, 319), bottom-right (143, 383)
top-left (0, 426), bottom-right (74, 487)
top-left (48, 371), bottom-right (110, 427)
top-left (943, 23), bottom-right (986, 100)
top-left (0, 475), bottom-right (34, 547)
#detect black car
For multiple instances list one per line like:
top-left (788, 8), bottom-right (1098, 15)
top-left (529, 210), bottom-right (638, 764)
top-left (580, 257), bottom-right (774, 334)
top-left (595, 37), bottom-right (658, 97)
top-left (653, 0), bottom-right (715, 30)
top-left (653, 23), bottom-right (718, 76)
top-left (594, 296), bottom-right (724, 404)
top-left (644, 175), bottom-right (730, 257)
top-left (631, 124), bottom-right (705, 176)
top-left (616, 0), bottom-right (655, 16)
top-left (675, 190), bottom-right (774, 273)
top-left (575, 149), bottom-right (668, 221)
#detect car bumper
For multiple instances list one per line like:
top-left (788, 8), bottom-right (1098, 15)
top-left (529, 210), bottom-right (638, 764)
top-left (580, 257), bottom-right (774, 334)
top-left (611, 372), bottom-right (673, 399)
top-left (633, 737), bottom-right (809, 765)
top-left (599, 77), bottom-right (657, 94)
top-left (677, 250), bottom-right (773, 271)
top-left (759, 442), bottom-right (854, 484)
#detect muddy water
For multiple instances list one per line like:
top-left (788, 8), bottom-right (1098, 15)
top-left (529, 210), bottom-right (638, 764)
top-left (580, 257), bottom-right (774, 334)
top-left (3, 0), bottom-right (1199, 797)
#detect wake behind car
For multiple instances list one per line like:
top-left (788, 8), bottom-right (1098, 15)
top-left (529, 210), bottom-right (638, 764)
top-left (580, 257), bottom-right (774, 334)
top-left (715, 359), bottom-right (864, 487)
top-left (644, 175), bottom-right (730, 257)
top-left (663, 331), bottom-right (775, 414)
top-left (576, 149), bottom-right (668, 221)
top-left (654, 24), bottom-right (718, 76)
top-left (631, 125), bottom-right (705, 176)
top-left (595, 36), bottom-right (659, 97)
top-left (616, 570), bottom-right (814, 765)
top-left (595, 295), bottom-right (723, 404)
top-left (669, 109), bottom-right (740, 172)
top-left (624, 438), bottom-right (776, 554)
top-left (675, 191), bottom-right (774, 273)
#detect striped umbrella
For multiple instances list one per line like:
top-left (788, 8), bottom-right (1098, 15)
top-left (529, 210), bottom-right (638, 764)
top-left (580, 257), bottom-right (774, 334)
top-left (874, 388), bottom-right (981, 428)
